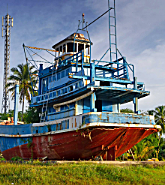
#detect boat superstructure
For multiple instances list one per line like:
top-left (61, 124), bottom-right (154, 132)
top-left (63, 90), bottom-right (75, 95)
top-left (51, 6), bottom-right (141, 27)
top-left (0, 0), bottom-right (161, 160)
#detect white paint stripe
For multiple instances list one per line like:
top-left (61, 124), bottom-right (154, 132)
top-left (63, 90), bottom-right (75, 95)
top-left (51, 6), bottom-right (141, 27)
top-left (53, 91), bottom-right (93, 108)
top-left (0, 134), bottom-right (32, 137)
top-left (81, 122), bottom-right (161, 130)
top-left (0, 122), bottom-right (160, 138)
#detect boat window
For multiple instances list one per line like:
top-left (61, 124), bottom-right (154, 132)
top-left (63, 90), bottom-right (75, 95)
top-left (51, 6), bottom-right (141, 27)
top-left (66, 68), bottom-right (70, 75)
top-left (78, 67), bottom-right (81, 72)
top-left (95, 100), bottom-right (102, 112)
top-left (49, 76), bottom-right (52, 82)
top-left (62, 89), bottom-right (65, 94)
top-left (43, 78), bottom-right (47, 87)
top-left (60, 46), bottom-right (62, 52)
top-left (57, 73), bottom-right (60, 80)
top-left (55, 107), bottom-right (60, 112)
top-left (57, 90), bottom-right (61, 96)
top-left (86, 44), bottom-right (90, 55)
top-left (63, 44), bottom-right (66, 53)
top-left (53, 75), bottom-right (56, 81)
top-left (78, 43), bottom-right (84, 52)
top-left (69, 103), bottom-right (75, 108)
top-left (69, 86), bottom-right (73, 92)
top-left (73, 84), bottom-right (76, 90)
top-left (49, 93), bottom-right (52, 98)
top-left (61, 106), bottom-right (65, 111)
top-left (59, 46), bottom-right (62, 55)
top-left (100, 81), bottom-right (110, 86)
top-left (42, 78), bottom-right (47, 93)
top-left (75, 82), bottom-right (79, 88)
top-left (64, 88), bottom-right (67, 93)
top-left (61, 70), bottom-right (65, 78)
top-left (53, 91), bottom-right (56, 97)
top-left (67, 42), bottom-right (77, 52)
top-left (84, 67), bottom-right (90, 76)
top-left (72, 67), bottom-right (76, 72)
top-left (56, 48), bottom-right (59, 57)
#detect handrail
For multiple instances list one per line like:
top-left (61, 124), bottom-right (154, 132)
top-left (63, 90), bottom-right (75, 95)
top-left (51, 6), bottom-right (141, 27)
top-left (58, 50), bottom-right (83, 66)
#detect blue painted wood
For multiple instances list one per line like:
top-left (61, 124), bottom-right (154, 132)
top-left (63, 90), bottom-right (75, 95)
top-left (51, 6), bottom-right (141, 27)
top-left (0, 124), bottom-right (32, 135)
top-left (0, 137), bottom-right (31, 152)
top-left (82, 113), bottom-right (155, 125)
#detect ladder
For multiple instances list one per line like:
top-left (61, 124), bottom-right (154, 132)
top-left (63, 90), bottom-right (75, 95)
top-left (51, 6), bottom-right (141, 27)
top-left (108, 0), bottom-right (119, 76)
top-left (40, 96), bottom-right (49, 122)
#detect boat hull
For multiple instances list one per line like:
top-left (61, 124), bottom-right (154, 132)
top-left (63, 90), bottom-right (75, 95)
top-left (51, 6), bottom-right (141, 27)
top-left (2, 126), bottom-right (158, 160)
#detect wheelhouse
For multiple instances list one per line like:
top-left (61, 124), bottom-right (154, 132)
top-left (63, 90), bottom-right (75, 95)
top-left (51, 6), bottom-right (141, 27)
top-left (30, 32), bottom-right (149, 123)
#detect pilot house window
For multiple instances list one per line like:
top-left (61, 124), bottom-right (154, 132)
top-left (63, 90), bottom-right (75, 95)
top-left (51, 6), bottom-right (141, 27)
top-left (67, 43), bottom-right (77, 52)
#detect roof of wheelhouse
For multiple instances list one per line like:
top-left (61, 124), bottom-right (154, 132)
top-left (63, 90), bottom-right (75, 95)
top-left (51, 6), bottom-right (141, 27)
top-left (52, 33), bottom-right (92, 49)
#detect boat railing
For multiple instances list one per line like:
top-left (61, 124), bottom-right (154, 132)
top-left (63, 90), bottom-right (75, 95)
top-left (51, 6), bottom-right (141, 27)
top-left (94, 57), bottom-right (134, 81)
top-left (31, 80), bottom-right (83, 105)
top-left (58, 50), bottom-right (86, 67)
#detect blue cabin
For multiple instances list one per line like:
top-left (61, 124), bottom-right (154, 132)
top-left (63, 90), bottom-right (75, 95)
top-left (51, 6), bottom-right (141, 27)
top-left (30, 32), bottom-right (149, 123)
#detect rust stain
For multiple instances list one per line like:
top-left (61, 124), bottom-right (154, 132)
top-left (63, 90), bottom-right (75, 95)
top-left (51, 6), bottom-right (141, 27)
top-left (75, 118), bottom-right (77, 127)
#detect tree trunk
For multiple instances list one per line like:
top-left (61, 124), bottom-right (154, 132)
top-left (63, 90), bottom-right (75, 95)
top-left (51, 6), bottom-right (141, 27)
top-left (21, 94), bottom-right (25, 121)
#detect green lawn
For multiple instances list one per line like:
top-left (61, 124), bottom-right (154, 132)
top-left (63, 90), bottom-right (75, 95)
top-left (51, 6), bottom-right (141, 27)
top-left (0, 162), bottom-right (164, 184)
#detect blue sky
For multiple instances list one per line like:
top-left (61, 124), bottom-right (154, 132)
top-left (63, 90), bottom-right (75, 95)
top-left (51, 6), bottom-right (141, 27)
top-left (0, 0), bottom-right (165, 112)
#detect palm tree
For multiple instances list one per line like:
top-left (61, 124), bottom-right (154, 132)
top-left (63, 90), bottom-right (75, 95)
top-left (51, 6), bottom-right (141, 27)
top-left (154, 106), bottom-right (165, 135)
top-left (154, 105), bottom-right (165, 157)
top-left (6, 63), bottom-right (37, 121)
top-left (132, 134), bottom-right (159, 160)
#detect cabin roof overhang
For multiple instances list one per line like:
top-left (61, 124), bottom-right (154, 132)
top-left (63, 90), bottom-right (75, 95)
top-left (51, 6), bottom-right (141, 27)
top-left (52, 33), bottom-right (92, 49)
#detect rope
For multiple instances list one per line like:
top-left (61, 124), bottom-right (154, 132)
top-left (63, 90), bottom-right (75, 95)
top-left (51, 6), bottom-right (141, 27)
top-left (82, 8), bottom-right (112, 30)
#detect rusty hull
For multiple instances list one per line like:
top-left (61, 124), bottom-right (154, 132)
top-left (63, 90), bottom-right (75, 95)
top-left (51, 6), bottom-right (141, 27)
top-left (2, 126), bottom-right (158, 160)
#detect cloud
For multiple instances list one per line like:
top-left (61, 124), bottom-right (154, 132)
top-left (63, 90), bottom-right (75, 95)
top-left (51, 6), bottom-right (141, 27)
top-left (121, 42), bottom-right (165, 111)
top-left (0, 0), bottom-right (165, 112)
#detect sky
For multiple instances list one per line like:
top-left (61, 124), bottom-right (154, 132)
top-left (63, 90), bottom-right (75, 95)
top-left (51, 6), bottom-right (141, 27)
top-left (0, 0), bottom-right (165, 113)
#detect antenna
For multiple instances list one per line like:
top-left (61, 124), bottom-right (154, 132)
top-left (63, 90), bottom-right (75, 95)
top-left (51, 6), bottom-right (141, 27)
top-left (1, 13), bottom-right (14, 113)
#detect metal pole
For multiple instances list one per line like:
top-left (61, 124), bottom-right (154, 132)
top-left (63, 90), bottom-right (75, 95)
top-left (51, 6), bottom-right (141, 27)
top-left (108, 0), bottom-right (112, 63)
top-left (14, 82), bottom-right (19, 125)
top-left (90, 63), bottom-right (96, 112)
top-left (133, 77), bottom-right (138, 113)
top-left (1, 13), bottom-right (13, 113)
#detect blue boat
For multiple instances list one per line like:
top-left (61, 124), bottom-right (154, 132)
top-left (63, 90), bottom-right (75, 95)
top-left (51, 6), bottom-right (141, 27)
top-left (0, 1), bottom-right (161, 160)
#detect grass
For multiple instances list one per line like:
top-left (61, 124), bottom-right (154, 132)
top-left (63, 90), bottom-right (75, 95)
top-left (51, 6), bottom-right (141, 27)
top-left (0, 162), bottom-right (164, 184)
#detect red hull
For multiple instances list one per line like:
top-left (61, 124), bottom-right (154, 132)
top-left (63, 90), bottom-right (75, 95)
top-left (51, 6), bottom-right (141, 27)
top-left (2, 127), bottom-right (157, 160)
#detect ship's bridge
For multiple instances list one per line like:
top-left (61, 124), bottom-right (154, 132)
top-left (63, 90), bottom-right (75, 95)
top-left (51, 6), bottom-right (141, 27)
top-left (52, 33), bottom-right (92, 65)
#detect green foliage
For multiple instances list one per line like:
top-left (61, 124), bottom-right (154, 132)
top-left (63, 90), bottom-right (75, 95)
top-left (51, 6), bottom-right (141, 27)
top-left (0, 110), bottom-right (14, 120)
top-left (120, 108), bottom-right (134, 113)
top-left (7, 63), bottom-right (37, 121)
top-left (132, 133), bottom-right (159, 161)
top-left (0, 158), bottom-right (6, 161)
top-left (27, 138), bottom-right (33, 149)
top-left (0, 163), bottom-right (165, 184)
top-left (146, 105), bottom-right (165, 159)
top-left (154, 105), bottom-right (165, 135)
top-left (0, 113), bottom-right (8, 120)
top-left (10, 156), bottom-right (23, 161)
top-left (23, 107), bottom-right (40, 124)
